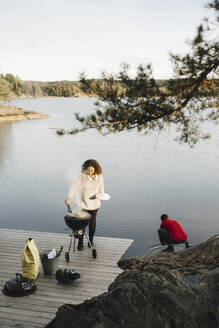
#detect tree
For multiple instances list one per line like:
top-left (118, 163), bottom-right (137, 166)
top-left (3, 73), bottom-right (22, 97)
top-left (4, 73), bottom-right (17, 90)
top-left (69, 1), bottom-right (219, 146)
top-left (0, 75), bottom-right (11, 99)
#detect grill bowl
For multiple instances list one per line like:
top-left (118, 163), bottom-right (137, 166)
top-left (64, 212), bottom-right (91, 231)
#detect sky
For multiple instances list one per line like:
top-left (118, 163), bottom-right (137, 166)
top-left (0, 0), bottom-right (213, 81)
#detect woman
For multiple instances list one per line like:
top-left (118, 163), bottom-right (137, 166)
top-left (65, 159), bottom-right (104, 250)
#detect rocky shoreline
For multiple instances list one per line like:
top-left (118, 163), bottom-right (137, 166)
top-left (46, 234), bottom-right (219, 328)
top-left (0, 105), bottom-right (50, 122)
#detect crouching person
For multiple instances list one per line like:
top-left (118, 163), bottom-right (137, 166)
top-left (158, 214), bottom-right (191, 252)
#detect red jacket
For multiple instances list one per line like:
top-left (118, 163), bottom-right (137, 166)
top-left (160, 218), bottom-right (187, 241)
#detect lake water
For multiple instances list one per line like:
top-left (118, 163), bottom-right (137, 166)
top-left (0, 97), bottom-right (218, 258)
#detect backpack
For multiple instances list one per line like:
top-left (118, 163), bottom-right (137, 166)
top-left (22, 238), bottom-right (40, 280)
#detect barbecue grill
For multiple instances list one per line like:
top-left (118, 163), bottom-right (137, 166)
top-left (64, 205), bottom-right (97, 261)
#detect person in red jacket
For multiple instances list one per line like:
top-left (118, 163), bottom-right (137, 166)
top-left (158, 214), bottom-right (191, 252)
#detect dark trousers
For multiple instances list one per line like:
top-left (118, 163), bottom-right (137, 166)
top-left (87, 209), bottom-right (98, 240)
top-left (158, 228), bottom-right (187, 246)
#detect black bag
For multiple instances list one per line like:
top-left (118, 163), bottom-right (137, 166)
top-left (56, 268), bottom-right (80, 284)
top-left (2, 273), bottom-right (36, 297)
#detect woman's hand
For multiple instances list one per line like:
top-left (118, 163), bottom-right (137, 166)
top-left (65, 197), bottom-right (71, 205)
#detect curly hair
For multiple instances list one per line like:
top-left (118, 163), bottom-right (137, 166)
top-left (82, 159), bottom-right (102, 175)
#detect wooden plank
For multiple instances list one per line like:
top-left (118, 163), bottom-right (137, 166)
top-left (0, 306), bottom-right (53, 320)
top-left (0, 228), bottom-right (133, 328)
top-left (1, 228), bottom-right (131, 243)
top-left (0, 317), bottom-right (42, 328)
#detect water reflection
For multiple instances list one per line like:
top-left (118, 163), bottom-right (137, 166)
top-left (0, 122), bottom-right (14, 168)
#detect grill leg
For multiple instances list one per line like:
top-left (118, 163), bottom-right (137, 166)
top-left (84, 231), bottom-right (94, 250)
top-left (68, 234), bottom-right (73, 253)
top-left (73, 236), bottom-right (76, 252)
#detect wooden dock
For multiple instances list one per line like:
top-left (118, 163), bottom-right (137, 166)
top-left (0, 228), bottom-right (133, 328)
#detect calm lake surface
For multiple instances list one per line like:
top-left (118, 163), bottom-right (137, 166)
top-left (0, 97), bottom-right (218, 257)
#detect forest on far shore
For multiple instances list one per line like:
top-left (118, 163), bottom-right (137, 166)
top-left (0, 73), bottom-right (87, 98)
top-left (0, 72), bottom-right (218, 100)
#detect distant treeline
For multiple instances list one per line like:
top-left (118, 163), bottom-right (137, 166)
top-left (0, 72), bottom-right (218, 99)
top-left (0, 73), bottom-right (88, 98)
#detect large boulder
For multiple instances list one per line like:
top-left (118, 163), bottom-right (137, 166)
top-left (118, 234), bottom-right (219, 274)
top-left (46, 235), bottom-right (219, 328)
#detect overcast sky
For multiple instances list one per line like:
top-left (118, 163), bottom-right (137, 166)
top-left (0, 0), bottom-right (212, 81)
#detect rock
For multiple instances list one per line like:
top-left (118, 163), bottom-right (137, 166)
top-left (0, 105), bottom-right (50, 121)
top-left (118, 234), bottom-right (219, 275)
top-left (46, 235), bottom-right (219, 328)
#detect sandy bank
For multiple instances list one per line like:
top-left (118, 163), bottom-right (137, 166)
top-left (0, 105), bottom-right (50, 122)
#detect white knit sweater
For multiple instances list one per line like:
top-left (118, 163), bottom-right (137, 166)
top-left (67, 172), bottom-right (104, 210)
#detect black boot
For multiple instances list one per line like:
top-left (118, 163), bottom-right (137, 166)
top-left (162, 245), bottom-right (174, 252)
top-left (185, 240), bottom-right (191, 248)
top-left (77, 238), bottom-right (84, 251)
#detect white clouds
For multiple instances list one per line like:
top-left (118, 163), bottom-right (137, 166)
top-left (0, 0), bottom-right (211, 81)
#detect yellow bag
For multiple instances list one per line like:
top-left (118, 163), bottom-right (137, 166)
top-left (21, 238), bottom-right (40, 280)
